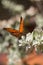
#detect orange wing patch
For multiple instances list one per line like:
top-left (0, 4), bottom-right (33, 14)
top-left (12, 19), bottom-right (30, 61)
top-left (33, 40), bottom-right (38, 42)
top-left (4, 28), bottom-right (19, 33)
top-left (4, 28), bottom-right (19, 37)
top-left (19, 17), bottom-right (24, 33)
top-left (3, 17), bottom-right (24, 37)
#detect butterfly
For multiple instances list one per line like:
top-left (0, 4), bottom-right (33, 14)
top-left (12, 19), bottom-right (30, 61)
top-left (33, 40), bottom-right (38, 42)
top-left (3, 17), bottom-right (24, 38)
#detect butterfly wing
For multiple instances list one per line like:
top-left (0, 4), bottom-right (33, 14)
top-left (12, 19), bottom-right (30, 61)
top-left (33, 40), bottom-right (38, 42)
top-left (19, 17), bottom-right (24, 33)
top-left (3, 28), bottom-right (19, 37)
top-left (3, 17), bottom-right (24, 37)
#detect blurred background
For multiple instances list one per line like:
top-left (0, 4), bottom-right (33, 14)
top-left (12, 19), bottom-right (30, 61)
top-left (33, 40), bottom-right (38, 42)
top-left (0, 0), bottom-right (43, 32)
top-left (0, 0), bottom-right (43, 65)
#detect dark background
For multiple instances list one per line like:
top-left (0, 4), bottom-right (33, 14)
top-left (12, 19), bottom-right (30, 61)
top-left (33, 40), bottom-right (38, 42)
top-left (0, 0), bottom-right (37, 20)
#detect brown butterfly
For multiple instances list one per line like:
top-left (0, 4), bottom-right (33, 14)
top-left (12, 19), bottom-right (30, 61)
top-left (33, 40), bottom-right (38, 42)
top-left (3, 17), bottom-right (24, 38)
